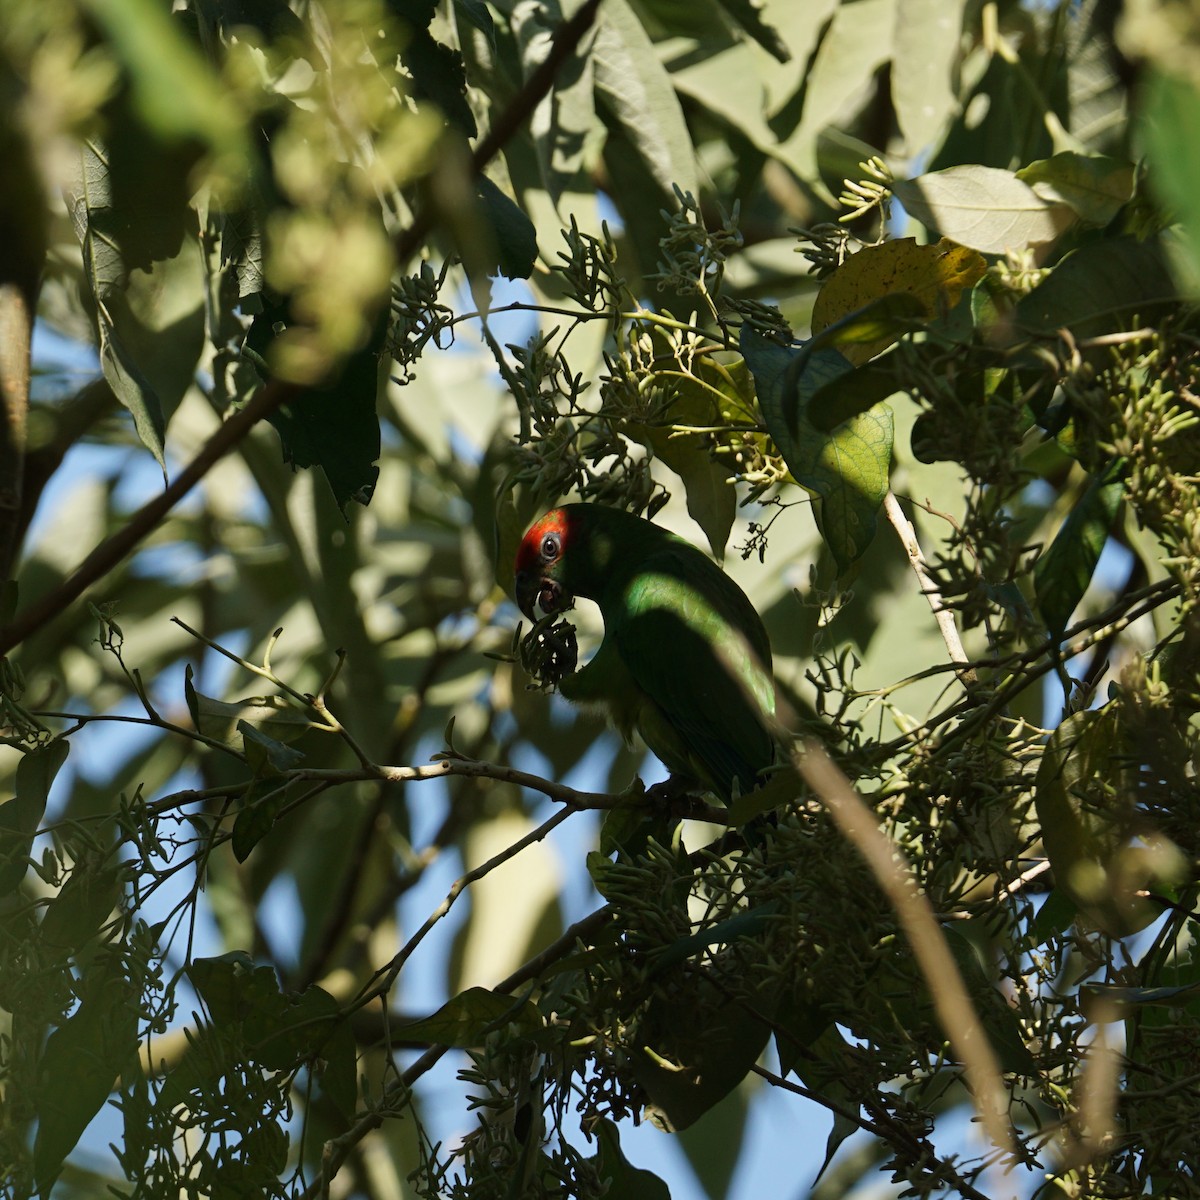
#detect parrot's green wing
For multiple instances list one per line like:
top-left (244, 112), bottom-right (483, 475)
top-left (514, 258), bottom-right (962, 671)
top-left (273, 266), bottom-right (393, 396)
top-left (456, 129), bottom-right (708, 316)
top-left (612, 547), bottom-right (775, 800)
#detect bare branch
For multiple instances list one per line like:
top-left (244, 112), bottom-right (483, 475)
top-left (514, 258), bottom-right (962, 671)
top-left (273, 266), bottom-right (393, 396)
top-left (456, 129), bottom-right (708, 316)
top-left (795, 742), bottom-right (1019, 1183)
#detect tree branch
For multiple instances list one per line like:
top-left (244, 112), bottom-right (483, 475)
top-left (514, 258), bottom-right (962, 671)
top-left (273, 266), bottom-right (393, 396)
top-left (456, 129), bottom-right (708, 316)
top-left (0, 376), bottom-right (301, 656)
top-left (795, 742), bottom-right (1019, 1183)
top-left (0, 283), bottom-right (33, 583)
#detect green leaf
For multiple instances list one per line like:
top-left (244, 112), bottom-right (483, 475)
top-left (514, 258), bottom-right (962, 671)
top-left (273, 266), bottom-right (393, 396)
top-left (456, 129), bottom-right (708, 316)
top-left (893, 165), bottom-right (1075, 253)
top-left (231, 780), bottom-right (292, 864)
top-left (589, 1120), bottom-right (672, 1200)
top-left (389, 987), bottom-right (543, 1047)
top-left (1016, 153), bottom-right (1135, 227)
top-left (70, 143), bottom-right (168, 468)
top-left (454, 0), bottom-right (496, 47)
top-left (1034, 460), bottom-right (1124, 640)
top-left (810, 239), bottom-right (987, 365)
top-left (628, 368), bottom-right (738, 558)
top-left (891, 0), bottom-right (967, 156)
top-left (39, 862), bottom-right (124, 956)
top-left (1034, 708), bottom-right (1155, 936)
top-left (741, 329), bottom-right (892, 575)
top-left (187, 950), bottom-right (259, 1022)
top-left (1030, 888), bottom-right (1077, 943)
top-left (1139, 69), bottom-right (1200, 292)
top-left (108, 239), bottom-right (208, 425)
top-left (83, 0), bottom-right (248, 154)
top-left (183, 662), bottom-right (200, 729)
top-left (598, 800), bottom-right (659, 860)
top-left (650, 903), bottom-right (779, 975)
top-left (593, 0), bottom-right (699, 201)
top-left (633, 971), bottom-right (774, 1132)
top-left (1015, 236), bottom-right (1178, 339)
top-left (97, 322), bottom-right (167, 469)
top-left (713, 0), bottom-right (790, 62)
top-left (186, 955), bottom-right (348, 1070)
top-left (34, 950), bottom-right (138, 1194)
top-left (804, 359), bottom-right (902, 432)
top-left (257, 308), bottom-right (384, 514)
top-left (239, 720), bottom-right (305, 776)
top-left (774, 0), bottom-right (894, 191)
top-left (476, 175), bottom-right (538, 280)
top-left (0, 741), bottom-right (69, 895)
top-left (807, 291), bottom-right (928, 366)
top-left (401, 26), bottom-right (478, 136)
top-left (1081, 981), bottom-right (1200, 1012)
top-left (188, 690), bottom-right (312, 747)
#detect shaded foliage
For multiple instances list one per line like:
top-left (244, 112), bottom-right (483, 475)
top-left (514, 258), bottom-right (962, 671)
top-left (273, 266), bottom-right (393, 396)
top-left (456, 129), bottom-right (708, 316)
top-left (2, 2), bottom-right (1200, 1199)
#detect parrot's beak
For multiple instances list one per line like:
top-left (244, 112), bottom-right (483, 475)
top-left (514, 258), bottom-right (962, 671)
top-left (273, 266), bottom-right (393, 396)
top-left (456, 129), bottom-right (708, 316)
top-left (515, 569), bottom-right (539, 621)
top-left (515, 571), bottom-right (568, 621)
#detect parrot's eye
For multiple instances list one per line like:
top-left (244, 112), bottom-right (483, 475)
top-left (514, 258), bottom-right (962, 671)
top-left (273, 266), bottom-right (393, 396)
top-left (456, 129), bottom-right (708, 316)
top-left (540, 532), bottom-right (561, 561)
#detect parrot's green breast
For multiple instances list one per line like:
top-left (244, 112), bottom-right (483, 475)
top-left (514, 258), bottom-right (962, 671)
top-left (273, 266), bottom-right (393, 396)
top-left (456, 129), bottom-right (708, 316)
top-left (562, 528), bottom-right (776, 800)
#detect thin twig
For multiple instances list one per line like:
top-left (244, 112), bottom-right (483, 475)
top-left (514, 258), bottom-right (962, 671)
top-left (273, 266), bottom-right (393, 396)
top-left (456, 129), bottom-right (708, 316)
top-left (351, 806), bottom-right (576, 1011)
top-left (302, 903), bottom-right (615, 1200)
top-left (885, 491), bottom-right (976, 684)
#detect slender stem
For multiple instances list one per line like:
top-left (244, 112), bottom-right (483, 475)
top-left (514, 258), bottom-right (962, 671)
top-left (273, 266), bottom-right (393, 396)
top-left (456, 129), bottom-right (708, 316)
top-left (300, 903), bottom-right (615, 1200)
top-left (885, 491), bottom-right (976, 683)
top-left (351, 806), bottom-right (576, 1011)
top-left (751, 1065), bottom-right (998, 1200)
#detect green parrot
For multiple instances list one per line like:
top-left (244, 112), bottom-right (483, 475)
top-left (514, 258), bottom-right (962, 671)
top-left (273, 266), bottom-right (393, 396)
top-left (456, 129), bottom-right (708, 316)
top-left (514, 504), bottom-right (777, 801)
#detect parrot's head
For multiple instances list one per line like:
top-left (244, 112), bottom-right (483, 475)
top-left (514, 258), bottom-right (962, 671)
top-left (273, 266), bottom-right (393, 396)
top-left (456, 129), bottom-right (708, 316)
top-left (514, 508), bottom-right (577, 621)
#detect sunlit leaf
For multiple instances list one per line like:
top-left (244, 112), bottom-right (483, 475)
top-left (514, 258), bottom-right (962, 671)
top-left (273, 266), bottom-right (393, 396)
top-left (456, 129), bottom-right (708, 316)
top-left (593, 0), bottom-right (699, 201)
top-left (1016, 152), bottom-right (1135, 227)
top-left (628, 371), bottom-right (738, 559)
top-left (713, 0), bottom-right (790, 62)
top-left (811, 239), bottom-right (987, 365)
top-left (742, 329), bottom-right (892, 574)
top-left (891, 0), bottom-right (967, 157)
top-left (893, 165), bottom-right (1075, 253)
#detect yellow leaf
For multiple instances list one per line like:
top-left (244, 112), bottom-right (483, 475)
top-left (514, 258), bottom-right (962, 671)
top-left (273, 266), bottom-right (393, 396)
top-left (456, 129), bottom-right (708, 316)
top-left (811, 238), bottom-right (987, 364)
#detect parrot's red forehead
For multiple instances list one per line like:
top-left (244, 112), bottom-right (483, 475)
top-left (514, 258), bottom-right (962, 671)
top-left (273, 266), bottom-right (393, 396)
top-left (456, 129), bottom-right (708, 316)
top-left (515, 507), bottom-right (575, 572)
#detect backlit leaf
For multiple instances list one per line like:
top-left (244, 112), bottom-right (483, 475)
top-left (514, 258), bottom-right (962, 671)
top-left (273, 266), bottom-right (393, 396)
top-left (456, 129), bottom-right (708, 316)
top-left (811, 239), bottom-right (987, 365)
top-left (1016, 152), bottom-right (1135, 227)
top-left (742, 329), bottom-right (892, 574)
top-left (893, 165), bottom-right (1075, 253)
